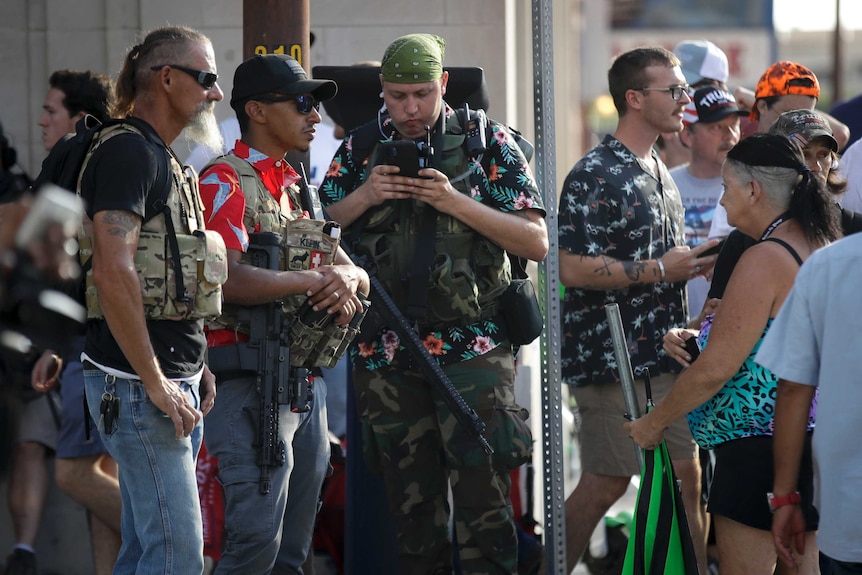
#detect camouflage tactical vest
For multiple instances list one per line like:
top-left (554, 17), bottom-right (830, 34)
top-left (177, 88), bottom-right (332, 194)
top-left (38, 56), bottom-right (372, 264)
top-left (204, 154), bottom-right (357, 369)
top-left (350, 112), bottom-right (511, 330)
top-left (77, 123), bottom-right (228, 321)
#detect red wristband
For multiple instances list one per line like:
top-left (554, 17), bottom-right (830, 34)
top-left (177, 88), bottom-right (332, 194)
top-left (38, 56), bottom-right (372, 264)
top-left (767, 491), bottom-right (801, 512)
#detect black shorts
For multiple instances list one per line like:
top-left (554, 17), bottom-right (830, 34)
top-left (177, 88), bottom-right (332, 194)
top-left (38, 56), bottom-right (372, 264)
top-left (708, 434), bottom-right (818, 531)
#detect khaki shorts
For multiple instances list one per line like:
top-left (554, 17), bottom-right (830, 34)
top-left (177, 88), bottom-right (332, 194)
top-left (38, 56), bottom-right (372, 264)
top-left (16, 391), bottom-right (61, 451)
top-left (572, 372), bottom-right (696, 477)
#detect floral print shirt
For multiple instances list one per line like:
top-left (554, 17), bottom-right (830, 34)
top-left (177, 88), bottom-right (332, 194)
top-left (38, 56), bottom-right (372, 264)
top-left (558, 135), bottom-right (688, 386)
top-left (320, 104), bottom-right (545, 371)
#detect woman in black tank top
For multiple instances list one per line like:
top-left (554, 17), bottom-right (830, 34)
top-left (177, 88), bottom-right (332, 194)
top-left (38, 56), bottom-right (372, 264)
top-left (627, 134), bottom-right (840, 575)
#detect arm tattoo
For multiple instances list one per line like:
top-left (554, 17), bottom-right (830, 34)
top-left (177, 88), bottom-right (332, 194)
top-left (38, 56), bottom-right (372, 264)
top-left (579, 255), bottom-right (648, 287)
top-left (101, 210), bottom-right (141, 239)
top-left (592, 256), bottom-right (614, 277)
top-left (622, 261), bottom-right (649, 282)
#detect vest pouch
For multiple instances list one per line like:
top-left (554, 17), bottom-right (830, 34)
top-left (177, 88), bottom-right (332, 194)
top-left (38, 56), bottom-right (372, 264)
top-left (283, 219), bottom-right (340, 271)
top-left (289, 297), bottom-right (369, 368)
top-left (192, 230), bottom-right (228, 319)
top-left (289, 299), bottom-right (331, 367)
top-left (165, 230), bottom-right (227, 320)
top-left (355, 233), bottom-right (399, 292)
top-left (308, 304), bottom-right (369, 368)
top-left (498, 278), bottom-right (543, 345)
top-left (82, 232), bottom-right (172, 320)
top-left (427, 254), bottom-right (481, 325)
top-left (78, 234), bottom-right (101, 318)
top-left (136, 232), bottom-right (170, 312)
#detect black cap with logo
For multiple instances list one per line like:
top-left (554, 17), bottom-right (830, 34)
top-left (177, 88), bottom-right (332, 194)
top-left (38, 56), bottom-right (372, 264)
top-left (683, 86), bottom-right (746, 126)
top-left (230, 54), bottom-right (337, 112)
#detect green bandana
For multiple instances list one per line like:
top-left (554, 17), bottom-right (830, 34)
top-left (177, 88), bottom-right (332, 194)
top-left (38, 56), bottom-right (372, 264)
top-left (380, 33), bottom-right (445, 84)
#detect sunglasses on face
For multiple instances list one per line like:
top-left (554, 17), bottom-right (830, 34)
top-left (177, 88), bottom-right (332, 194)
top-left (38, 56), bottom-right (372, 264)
top-left (150, 64), bottom-right (219, 90)
top-left (257, 94), bottom-right (321, 115)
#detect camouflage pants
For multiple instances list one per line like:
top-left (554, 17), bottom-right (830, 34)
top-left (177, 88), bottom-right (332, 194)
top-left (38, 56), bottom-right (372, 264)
top-left (353, 346), bottom-right (532, 575)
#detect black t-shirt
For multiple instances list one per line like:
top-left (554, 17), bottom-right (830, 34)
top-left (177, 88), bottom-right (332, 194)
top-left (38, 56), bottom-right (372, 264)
top-left (707, 229), bottom-right (755, 300)
top-left (80, 122), bottom-right (205, 378)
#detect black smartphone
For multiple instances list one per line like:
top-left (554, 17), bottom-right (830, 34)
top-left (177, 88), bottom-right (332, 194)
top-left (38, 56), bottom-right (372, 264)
top-left (379, 140), bottom-right (422, 178)
top-left (296, 298), bottom-right (332, 329)
top-left (683, 337), bottom-right (701, 361)
top-left (700, 238), bottom-right (726, 257)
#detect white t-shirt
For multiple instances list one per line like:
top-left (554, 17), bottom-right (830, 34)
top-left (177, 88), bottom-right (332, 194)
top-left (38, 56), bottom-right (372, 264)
top-left (669, 165), bottom-right (724, 318)
top-left (756, 234), bottom-right (862, 563)
top-left (838, 138), bottom-right (862, 214)
top-left (708, 203), bottom-right (734, 240)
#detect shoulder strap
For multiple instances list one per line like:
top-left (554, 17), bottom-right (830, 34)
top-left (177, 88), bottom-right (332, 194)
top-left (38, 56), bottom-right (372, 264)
top-left (761, 237), bottom-right (804, 266)
top-left (204, 153), bottom-right (265, 200)
top-left (454, 106), bottom-right (532, 280)
top-left (83, 118), bottom-right (173, 224)
top-left (349, 119), bottom-right (385, 172)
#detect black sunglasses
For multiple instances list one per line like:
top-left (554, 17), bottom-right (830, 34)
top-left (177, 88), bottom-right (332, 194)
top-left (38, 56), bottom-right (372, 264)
top-left (150, 64), bottom-right (218, 90)
top-left (257, 94), bottom-right (321, 115)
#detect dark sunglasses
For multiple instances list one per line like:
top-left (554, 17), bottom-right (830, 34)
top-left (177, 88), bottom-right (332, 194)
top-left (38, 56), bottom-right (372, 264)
top-left (257, 94), bottom-right (321, 115)
top-left (150, 64), bottom-right (218, 90)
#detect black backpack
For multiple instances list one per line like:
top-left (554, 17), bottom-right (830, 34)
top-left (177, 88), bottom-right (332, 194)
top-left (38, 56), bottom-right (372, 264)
top-left (30, 115), bottom-right (169, 197)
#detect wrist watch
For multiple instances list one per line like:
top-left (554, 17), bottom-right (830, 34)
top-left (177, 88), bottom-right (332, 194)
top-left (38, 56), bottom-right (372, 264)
top-left (767, 491), bottom-right (801, 513)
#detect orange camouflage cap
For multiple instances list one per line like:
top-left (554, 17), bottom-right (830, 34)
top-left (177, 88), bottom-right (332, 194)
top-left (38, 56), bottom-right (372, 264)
top-left (751, 61), bottom-right (820, 121)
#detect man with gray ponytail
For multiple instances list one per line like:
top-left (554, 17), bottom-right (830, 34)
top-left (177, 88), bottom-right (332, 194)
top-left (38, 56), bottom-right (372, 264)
top-left (77, 26), bottom-right (226, 574)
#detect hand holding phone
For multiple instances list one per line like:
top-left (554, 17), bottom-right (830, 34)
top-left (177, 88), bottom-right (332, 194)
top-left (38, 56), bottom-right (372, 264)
top-left (699, 238), bottom-right (726, 257)
top-left (379, 140), bottom-right (423, 179)
top-left (682, 336), bottom-right (701, 362)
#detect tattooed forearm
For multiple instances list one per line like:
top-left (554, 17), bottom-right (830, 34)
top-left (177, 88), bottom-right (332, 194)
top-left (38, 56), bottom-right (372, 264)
top-left (100, 210), bottom-right (140, 239)
top-left (591, 256), bottom-right (615, 277)
top-left (622, 261), bottom-right (649, 282)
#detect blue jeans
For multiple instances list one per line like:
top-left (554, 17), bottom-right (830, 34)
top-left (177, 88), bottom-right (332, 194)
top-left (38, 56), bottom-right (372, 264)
top-left (205, 374), bottom-right (330, 575)
top-left (83, 369), bottom-right (204, 575)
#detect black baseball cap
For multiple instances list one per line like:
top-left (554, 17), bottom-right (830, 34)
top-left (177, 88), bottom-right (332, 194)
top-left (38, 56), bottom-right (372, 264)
top-left (682, 86), bottom-right (745, 126)
top-left (230, 54), bottom-right (337, 112)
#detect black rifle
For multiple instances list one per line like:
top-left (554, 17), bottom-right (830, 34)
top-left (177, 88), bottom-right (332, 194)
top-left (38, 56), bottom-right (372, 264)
top-left (243, 232), bottom-right (290, 494)
top-left (343, 245), bottom-right (494, 456)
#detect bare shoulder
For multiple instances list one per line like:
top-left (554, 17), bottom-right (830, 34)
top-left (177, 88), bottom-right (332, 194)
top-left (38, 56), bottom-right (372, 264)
top-left (731, 235), bottom-right (810, 309)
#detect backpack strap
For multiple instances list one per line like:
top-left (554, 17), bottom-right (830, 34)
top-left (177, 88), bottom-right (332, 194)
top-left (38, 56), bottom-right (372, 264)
top-left (456, 106), bottom-right (533, 280)
top-left (349, 120), bottom-right (386, 172)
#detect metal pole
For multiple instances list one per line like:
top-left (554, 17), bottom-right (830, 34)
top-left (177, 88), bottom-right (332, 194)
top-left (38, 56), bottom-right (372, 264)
top-left (605, 303), bottom-right (644, 466)
top-left (532, 1), bottom-right (566, 573)
top-left (833, 0), bottom-right (844, 105)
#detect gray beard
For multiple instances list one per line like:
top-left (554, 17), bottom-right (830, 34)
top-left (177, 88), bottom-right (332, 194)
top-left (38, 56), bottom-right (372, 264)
top-left (184, 103), bottom-right (223, 154)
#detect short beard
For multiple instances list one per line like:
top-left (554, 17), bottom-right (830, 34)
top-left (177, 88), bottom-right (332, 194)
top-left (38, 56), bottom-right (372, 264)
top-left (185, 102), bottom-right (223, 154)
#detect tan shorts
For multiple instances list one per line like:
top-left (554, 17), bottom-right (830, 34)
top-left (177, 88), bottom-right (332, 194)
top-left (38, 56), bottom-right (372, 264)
top-left (572, 372), bottom-right (696, 477)
top-left (15, 391), bottom-right (61, 451)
